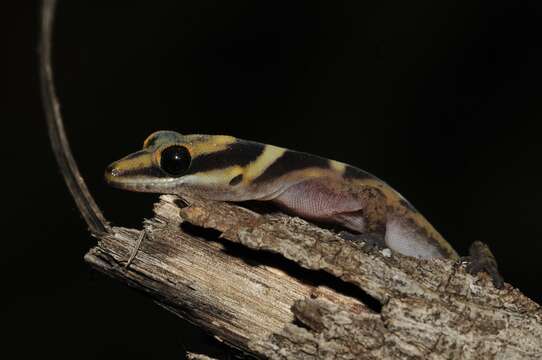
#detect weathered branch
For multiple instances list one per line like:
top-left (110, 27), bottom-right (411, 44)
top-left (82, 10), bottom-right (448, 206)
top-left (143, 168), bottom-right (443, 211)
top-left (85, 195), bottom-right (542, 359)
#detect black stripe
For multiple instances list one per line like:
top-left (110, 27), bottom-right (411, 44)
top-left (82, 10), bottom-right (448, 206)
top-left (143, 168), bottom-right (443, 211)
top-left (253, 150), bottom-right (330, 183)
top-left (187, 140), bottom-right (265, 174)
top-left (117, 166), bottom-right (165, 178)
top-left (343, 165), bottom-right (375, 180)
top-left (229, 174), bottom-right (243, 186)
top-left (399, 198), bottom-right (419, 213)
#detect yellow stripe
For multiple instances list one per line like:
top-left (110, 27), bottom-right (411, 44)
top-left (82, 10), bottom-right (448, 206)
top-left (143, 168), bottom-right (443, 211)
top-left (184, 165), bottom-right (243, 185)
top-left (329, 160), bottom-right (346, 174)
top-left (244, 145), bottom-right (286, 182)
top-left (189, 135), bottom-right (237, 156)
top-left (116, 152), bottom-right (154, 172)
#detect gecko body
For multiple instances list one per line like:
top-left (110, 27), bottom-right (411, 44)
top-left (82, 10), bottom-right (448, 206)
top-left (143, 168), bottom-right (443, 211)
top-left (106, 131), bottom-right (458, 260)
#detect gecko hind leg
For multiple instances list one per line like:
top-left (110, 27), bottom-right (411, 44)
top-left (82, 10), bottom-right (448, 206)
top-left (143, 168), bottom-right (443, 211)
top-left (463, 241), bottom-right (504, 289)
top-left (339, 230), bottom-right (387, 250)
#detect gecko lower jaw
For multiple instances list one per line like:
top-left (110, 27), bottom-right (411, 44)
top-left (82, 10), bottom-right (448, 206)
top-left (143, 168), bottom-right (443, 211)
top-left (105, 170), bottom-right (179, 194)
top-left (109, 180), bottom-right (169, 193)
top-left (105, 178), bottom-right (146, 192)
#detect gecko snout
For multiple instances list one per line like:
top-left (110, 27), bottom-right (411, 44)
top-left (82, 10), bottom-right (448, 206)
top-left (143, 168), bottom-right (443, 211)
top-left (104, 161), bottom-right (124, 184)
top-left (104, 149), bottom-right (163, 192)
top-left (104, 160), bottom-right (144, 191)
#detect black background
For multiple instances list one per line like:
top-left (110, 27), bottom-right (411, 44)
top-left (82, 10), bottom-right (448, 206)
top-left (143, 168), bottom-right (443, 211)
top-left (4, 1), bottom-right (542, 359)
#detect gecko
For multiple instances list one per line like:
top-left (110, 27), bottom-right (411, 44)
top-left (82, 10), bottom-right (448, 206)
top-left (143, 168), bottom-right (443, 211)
top-left (105, 130), bottom-right (503, 287)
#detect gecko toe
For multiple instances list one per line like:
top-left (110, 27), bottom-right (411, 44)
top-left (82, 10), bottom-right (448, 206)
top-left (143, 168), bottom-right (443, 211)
top-left (465, 241), bottom-right (505, 289)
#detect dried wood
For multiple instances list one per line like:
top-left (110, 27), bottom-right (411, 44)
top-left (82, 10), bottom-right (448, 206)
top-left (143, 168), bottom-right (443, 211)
top-left (85, 195), bottom-right (542, 359)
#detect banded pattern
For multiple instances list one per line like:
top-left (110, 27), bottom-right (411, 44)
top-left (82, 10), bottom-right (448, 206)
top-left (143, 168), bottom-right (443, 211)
top-left (106, 161), bottom-right (164, 179)
top-left (253, 149), bottom-right (331, 183)
top-left (187, 140), bottom-right (265, 175)
top-left (106, 131), bottom-right (459, 261)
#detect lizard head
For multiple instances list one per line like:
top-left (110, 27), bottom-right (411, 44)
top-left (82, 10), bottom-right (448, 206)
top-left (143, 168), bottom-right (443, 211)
top-left (105, 130), bottom-right (257, 200)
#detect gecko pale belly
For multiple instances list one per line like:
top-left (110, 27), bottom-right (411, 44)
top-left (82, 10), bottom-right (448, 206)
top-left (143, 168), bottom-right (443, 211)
top-left (105, 130), bottom-right (458, 260)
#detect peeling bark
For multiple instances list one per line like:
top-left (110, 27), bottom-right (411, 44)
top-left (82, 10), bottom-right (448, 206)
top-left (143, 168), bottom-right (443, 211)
top-left (85, 195), bottom-right (542, 359)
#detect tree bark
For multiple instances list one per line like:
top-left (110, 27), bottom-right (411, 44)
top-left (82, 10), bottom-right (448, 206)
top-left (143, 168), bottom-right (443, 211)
top-left (85, 195), bottom-right (542, 359)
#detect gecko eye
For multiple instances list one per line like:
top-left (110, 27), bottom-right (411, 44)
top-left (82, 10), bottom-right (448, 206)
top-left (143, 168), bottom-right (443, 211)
top-left (160, 145), bottom-right (191, 176)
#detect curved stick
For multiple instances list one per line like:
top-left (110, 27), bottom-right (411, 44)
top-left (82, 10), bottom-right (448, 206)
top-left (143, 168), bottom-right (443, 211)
top-left (39, 0), bottom-right (109, 235)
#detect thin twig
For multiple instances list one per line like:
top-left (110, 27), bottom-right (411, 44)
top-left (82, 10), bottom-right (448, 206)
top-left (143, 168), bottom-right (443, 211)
top-left (39, 0), bottom-right (109, 235)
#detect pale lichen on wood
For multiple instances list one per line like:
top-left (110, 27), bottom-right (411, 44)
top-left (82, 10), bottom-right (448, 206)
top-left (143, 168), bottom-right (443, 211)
top-left (85, 195), bottom-right (542, 359)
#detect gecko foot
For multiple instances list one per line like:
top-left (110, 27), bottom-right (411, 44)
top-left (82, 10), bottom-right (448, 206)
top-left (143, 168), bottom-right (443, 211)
top-left (463, 241), bottom-right (504, 289)
top-left (339, 231), bottom-right (386, 250)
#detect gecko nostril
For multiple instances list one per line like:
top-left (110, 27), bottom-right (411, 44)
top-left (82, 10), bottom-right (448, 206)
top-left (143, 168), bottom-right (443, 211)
top-left (106, 163), bottom-right (121, 177)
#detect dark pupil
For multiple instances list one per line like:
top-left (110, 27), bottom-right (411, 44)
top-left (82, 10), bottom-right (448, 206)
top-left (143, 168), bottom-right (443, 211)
top-left (160, 146), bottom-right (191, 176)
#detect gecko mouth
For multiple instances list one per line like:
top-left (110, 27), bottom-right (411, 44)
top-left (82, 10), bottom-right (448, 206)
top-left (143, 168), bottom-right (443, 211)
top-left (105, 177), bottom-right (149, 192)
top-left (105, 176), bottom-right (179, 194)
top-left (104, 162), bottom-right (162, 192)
top-left (105, 162), bottom-right (186, 195)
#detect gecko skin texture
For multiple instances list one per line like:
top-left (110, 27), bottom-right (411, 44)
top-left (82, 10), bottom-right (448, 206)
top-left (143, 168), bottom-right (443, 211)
top-left (105, 130), bottom-right (459, 260)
